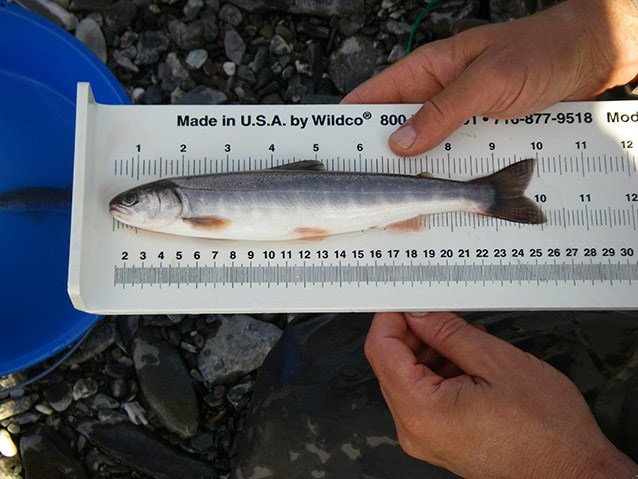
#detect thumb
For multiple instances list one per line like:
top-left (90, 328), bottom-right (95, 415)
top-left (388, 72), bottom-right (483, 156)
top-left (404, 312), bottom-right (511, 378)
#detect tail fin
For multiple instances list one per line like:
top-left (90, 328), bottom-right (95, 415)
top-left (470, 159), bottom-right (546, 224)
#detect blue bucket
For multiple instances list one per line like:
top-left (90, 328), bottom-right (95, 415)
top-left (0, 1), bottom-right (129, 375)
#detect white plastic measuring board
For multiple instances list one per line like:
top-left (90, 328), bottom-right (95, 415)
top-left (69, 83), bottom-right (638, 314)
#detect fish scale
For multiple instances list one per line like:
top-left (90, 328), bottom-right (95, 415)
top-left (69, 83), bottom-right (638, 313)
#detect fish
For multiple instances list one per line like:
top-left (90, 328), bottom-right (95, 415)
top-left (108, 158), bottom-right (546, 241)
top-left (0, 186), bottom-right (72, 213)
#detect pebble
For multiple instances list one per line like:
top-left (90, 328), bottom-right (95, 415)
top-left (105, 0), bottom-right (137, 33)
top-left (135, 31), bottom-right (170, 65)
top-left (20, 425), bottom-right (88, 479)
top-left (169, 19), bottom-right (218, 51)
top-left (34, 403), bottom-right (54, 415)
top-left (328, 35), bottom-right (382, 94)
top-left (122, 401), bottom-right (148, 425)
top-left (72, 378), bottom-right (98, 401)
top-left (224, 29), bottom-right (246, 64)
top-left (185, 49), bottom-right (208, 69)
top-left (219, 3), bottom-right (242, 25)
top-left (0, 395), bottom-right (38, 421)
top-left (15, 0), bottom-right (78, 29)
top-left (43, 382), bottom-right (73, 412)
top-left (183, 0), bottom-right (203, 21)
top-left (75, 17), bottom-right (107, 63)
top-left (0, 429), bottom-right (17, 458)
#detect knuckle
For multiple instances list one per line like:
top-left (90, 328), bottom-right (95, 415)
top-left (429, 313), bottom-right (469, 345)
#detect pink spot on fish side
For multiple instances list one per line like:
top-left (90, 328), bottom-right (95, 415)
top-left (184, 216), bottom-right (232, 230)
top-left (294, 227), bottom-right (331, 240)
top-left (385, 216), bottom-right (426, 232)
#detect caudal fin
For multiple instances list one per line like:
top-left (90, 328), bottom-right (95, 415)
top-left (470, 159), bottom-right (546, 224)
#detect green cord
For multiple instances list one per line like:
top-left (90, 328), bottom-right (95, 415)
top-left (405, 0), bottom-right (443, 55)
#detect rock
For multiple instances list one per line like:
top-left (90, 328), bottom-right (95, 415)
top-left (328, 35), bottom-right (383, 94)
top-left (70, 0), bottom-right (113, 11)
top-left (158, 52), bottom-right (195, 92)
top-left (76, 421), bottom-right (218, 479)
top-left (296, 22), bottom-right (330, 39)
top-left (236, 64), bottom-right (255, 82)
top-left (43, 382), bottom-right (73, 412)
top-left (337, 13), bottom-right (365, 35)
top-left (268, 34), bottom-right (292, 55)
top-left (417, 0), bottom-right (480, 39)
top-left (75, 18), bottom-right (107, 63)
top-left (219, 3), bottom-right (242, 26)
top-left (0, 429), bottom-right (17, 457)
top-left (135, 31), bottom-right (170, 65)
top-left (382, 18), bottom-right (412, 35)
top-left (0, 395), bottom-right (37, 421)
top-left (185, 49), bottom-right (208, 69)
top-left (169, 19), bottom-right (218, 51)
top-left (197, 315), bottom-right (282, 385)
top-left (232, 314), bottom-right (460, 479)
top-left (130, 326), bottom-right (199, 438)
top-left (20, 425), bottom-right (87, 479)
top-left (387, 43), bottom-right (404, 63)
top-left (225, 0), bottom-right (363, 16)
top-left (489, 0), bottom-right (559, 22)
top-left (224, 29), bottom-right (246, 64)
top-left (105, 0), bottom-right (137, 33)
top-left (72, 378), bottom-right (98, 401)
top-left (113, 50), bottom-right (140, 73)
top-left (179, 86), bottom-right (228, 104)
top-left (15, 0), bottom-right (77, 29)
top-left (223, 61), bottom-right (236, 76)
top-left (183, 0), bottom-right (204, 21)
top-left (66, 321), bottom-right (116, 365)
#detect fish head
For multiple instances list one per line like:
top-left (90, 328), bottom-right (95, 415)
top-left (109, 182), bottom-right (183, 228)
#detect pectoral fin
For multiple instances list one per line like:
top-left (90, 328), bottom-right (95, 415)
top-left (184, 216), bottom-right (231, 230)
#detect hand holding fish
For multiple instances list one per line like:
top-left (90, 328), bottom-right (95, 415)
top-left (365, 312), bottom-right (638, 479)
top-left (342, 0), bottom-right (638, 156)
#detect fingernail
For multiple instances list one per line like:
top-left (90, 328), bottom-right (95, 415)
top-left (406, 311), bottom-right (430, 317)
top-left (390, 124), bottom-right (416, 150)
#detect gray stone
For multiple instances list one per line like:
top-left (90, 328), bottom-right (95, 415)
top-left (20, 425), bottom-right (87, 479)
top-left (219, 3), bottom-right (242, 26)
top-left (178, 86), bottom-right (228, 104)
top-left (75, 18), bottom-right (107, 63)
top-left (135, 31), bottom-right (170, 65)
top-left (105, 0), bottom-right (137, 33)
top-left (250, 46), bottom-right (269, 73)
top-left (387, 43), bottom-right (404, 63)
top-left (268, 34), bottom-right (292, 55)
top-left (70, 0), bottom-right (113, 11)
top-left (337, 13), bottom-right (364, 35)
top-left (169, 19), bottom-right (218, 51)
top-left (158, 52), bottom-right (195, 92)
top-left (225, 0), bottom-right (363, 16)
top-left (77, 421), bottom-right (217, 478)
top-left (417, 0), bottom-right (480, 39)
top-left (236, 64), bottom-right (255, 82)
top-left (328, 35), bottom-right (383, 94)
top-left (226, 380), bottom-right (253, 409)
top-left (113, 50), bottom-right (140, 73)
top-left (296, 22), bottom-right (330, 39)
top-left (183, 0), bottom-right (204, 20)
top-left (43, 382), bottom-right (73, 412)
top-left (185, 49), bottom-right (208, 69)
top-left (224, 29), bottom-right (246, 65)
top-left (490, 0), bottom-right (559, 22)
top-left (197, 315), bottom-right (282, 385)
top-left (15, 0), bottom-right (77, 29)
top-left (131, 326), bottom-right (199, 438)
top-left (84, 393), bottom-right (119, 410)
top-left (382, 18), bottom-right (411, 35)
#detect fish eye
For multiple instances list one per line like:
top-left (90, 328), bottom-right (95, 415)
top-left (121, 192), bottom-right (138, 207)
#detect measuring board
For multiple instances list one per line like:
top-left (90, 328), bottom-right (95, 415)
top-left (68, 83), bottom-right (638, 314)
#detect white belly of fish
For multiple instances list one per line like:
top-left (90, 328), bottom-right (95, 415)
top-left (155, 197), bottom-right (475, 241)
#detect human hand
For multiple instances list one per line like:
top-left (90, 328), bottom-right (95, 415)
top-left (365, 312), bottom-right (638, 479)
top-left (342, 0), bottom-right (638, 155)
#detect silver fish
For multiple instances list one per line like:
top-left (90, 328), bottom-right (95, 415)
top-left (108, 159), bottom-right (545, 241)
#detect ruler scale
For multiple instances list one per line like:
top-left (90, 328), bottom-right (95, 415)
top-left (69, 83), bottom-right (638, 313)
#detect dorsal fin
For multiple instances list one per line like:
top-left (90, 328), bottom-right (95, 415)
top-left (417, 172), bottom-right (434, 178)
top-left (269, 160), bottom-right (325, 171)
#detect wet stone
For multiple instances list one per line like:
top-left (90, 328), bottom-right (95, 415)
top-left (0, 428), bottom-right (18, 457)
top-left (76, 421), bottom-right (218, 479)
top-left (183, 0), bottom-right (204, 21)
top-left (131, 326), bottom-right (200, 438)
top-left (43, 382), bottom-right (73, 412)
top-left (0, 395), bottom-right (38, 421)
top-left (186, 48), bottom-right (208, 69)
top-left (268, 34), bottom-right (292, 55)
top-left (73, 378), bottom-right (98, 401)
top-left (20, 425), bottom-right (88, 479)
top-left (158, 52), bottom-right (195, 91)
